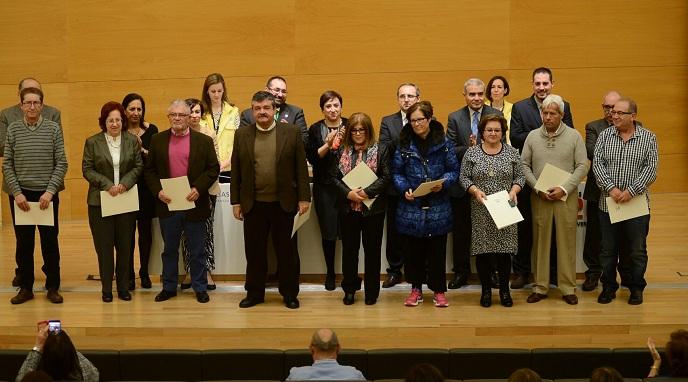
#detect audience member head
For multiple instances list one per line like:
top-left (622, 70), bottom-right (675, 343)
top-left (342, 112), bottom-right (376, 150)
top-left (265, 76), bottom-right (288, 106)
top-left (397, 83), bottom-right (420, 113)
top-left (309, 328), bottom-right (340, 361)
top-left (122, 93), bottom-right (147, 130)
top-left (98, 101), bottom-right (128, 134)
top-left (186, 98), bottom-right (204, 130)
top-left (319, 90), bottom-right (343, 124)
top-left (590, 367), bottom-right (624, 382)
top-left (478, 114), bottom-right (508, 142)
top-left (486, 75), bottom-right (510, 103)
top-left (38, 330), bottom-right (81, 381)
top-left (508, 368), bottom-right (542, 382)
top-left (202, 73), bottom-right (230, 113)
top-left (667, 329), bottom-right (688, 376)
top-left (404, 363), bottom-right (445, 382)
top-left (20, 370), bottom-right (53, 382)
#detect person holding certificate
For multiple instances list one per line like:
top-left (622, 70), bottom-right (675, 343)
top-left (459, 114), bottom-right (524, 308)
top-left (331, 112), bottom-right (390, 305)
top-left (392, 101), bottom-right (458, 308)
top-left (82, 102), bottom-right (143, 302)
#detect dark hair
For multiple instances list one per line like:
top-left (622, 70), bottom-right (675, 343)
top-left (319, 90), bottom-right (343, 110)
top-left (38, 330), bottom-right (82, 380)
top-left (266, 75), bottom-right (287, 88)
top-left (98, 102), bottom-right (128, 132)
top-left (406, 100), bottom-right (434, 121)
top-left (20, 87), bottom-right (44, 103)
top-left (404, 363), bottom-right (445, 382)
top-left (20, 370), bottom-right (53, 382)
top-left (186, 98), bottom-right (205, 115)
top-left (508, 368), bottom-right (542, 382)
top-left (122, 93), bottom-right (147, 130)
top-left (532, 67), bottom-right (553, 82)
top-left (486, 75), bottom-right (510, 101)
top-left (590, 367), bottom-right (624, 382)
top-left (667, 329), bottom-right (688, 377)
top-left (201, 73), bottom-right (230, 115)
top-left (251, 91), bottom-right (276, 107)
top-left (616, 96), bottom-right (638, 114)
top-left (478, 114), bottom-right (508, 139)
top-left (342, 112), bottom-right (376, 150)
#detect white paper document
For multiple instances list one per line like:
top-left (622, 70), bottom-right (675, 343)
top-left (160, 176), bottom-right (195, 211)
top-left (534, 163), bottom-right (571, 201)
top-left (483, 190), bottom-right (524, 229)
top-left (341, 161), bottom-right (378, 209)
top-left (606, 194), bottom-right (649, 224)
top-left (412, 178), bottom-right (446, 197)
top-left (100, 184), bottom-right (140, 217)
top-left (14, 202), bottom-right (54, 226)
top-left (292, 203), bottom-right (312, 237)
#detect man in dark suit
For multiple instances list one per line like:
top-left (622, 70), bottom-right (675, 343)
top-left (240, 76), bottom-right (308, 145)
top-left (0, 77), bottom-right (62, 288)
top-left (446, 78), bottom-right (502, 289)
top-left (144, 100), bottom-right (220, 304)
top-left (378, 83), bottom-right (420, 288)
top-left (508, 67), bottom-right (575, 289)
top-left (582, 90), bottom-right (632, 291)
top-left (231, 91), bottom-right (311, 309)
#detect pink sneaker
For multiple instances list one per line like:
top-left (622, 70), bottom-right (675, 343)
top-left (433, 292), bottom-right (449, 307)
top-left (404, 288), bottom-right (423, 306)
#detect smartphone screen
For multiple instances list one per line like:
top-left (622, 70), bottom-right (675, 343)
top-left (48, 320), bottom-right (61, 333)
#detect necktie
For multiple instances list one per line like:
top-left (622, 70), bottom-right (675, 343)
top-left (471, 111), bottom-right (479, 137)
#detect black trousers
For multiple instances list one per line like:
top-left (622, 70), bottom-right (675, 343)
top-left (451, 194), bottom-right (471, 276)
top-left (129, 188), bottom-right (154, 279)
top-left (584, 200), bottom-right (632, 281)
top-left (384, 195), bottom-right (404, 275)
top-left (404, 234), bottom-right (447, 293)
top-left (340, 210), bottom-right (384, 300)
top-left (243, 202), bottom-right (299, 299)
top-left (88, 206), bottom-right (136, 293)
top-left (513, 186), bottom-right (533, 276)
top-left (476, 253), bottom-right (511, 291)
top-left (9, 190), bottom-right (61, 291)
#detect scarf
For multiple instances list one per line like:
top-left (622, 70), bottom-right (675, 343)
top-left (338, 143), bottom-right (378, 211)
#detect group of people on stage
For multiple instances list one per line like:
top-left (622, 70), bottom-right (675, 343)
top-left (1, 66), bottom-right (658, 308)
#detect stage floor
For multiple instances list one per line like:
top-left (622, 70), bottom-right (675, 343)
top-left (1, 194), bottom-right (686, 351)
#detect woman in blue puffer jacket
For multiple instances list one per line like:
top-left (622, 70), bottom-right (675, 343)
top-left (392, 100), bottom-right (459, 308)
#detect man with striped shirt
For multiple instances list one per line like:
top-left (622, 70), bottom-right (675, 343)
top-left (2, 87), bottom-right (68, 305)
top-left (593, 97), bottom-right (658, 305)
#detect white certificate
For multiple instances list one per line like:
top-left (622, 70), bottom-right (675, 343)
top-left (100, 184), bottom-right (140, 217)
top-left (412, 178), bottom-right (446, 197)
top-left (14, 202), bottom-right (54, 226)
top-left (483, 190), bottom-right (524, 229)
top-left (342, 161), bottom-right (378, 209)
top-left (534, 163), bottom-right (571, 201)
top-left (160, 176), bottom-right (195, 211)
top-left (606, 194), bottom-right (649, 224)
top-left (291, 202), bottom-right (312, 237)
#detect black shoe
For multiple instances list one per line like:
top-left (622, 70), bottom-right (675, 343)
top-left (154, 290), bottom-right (177, 302)
top-left (597, 288), bottom-right (616, 304)
top-left (128, 279), bottom-right (136, 291)
top-left (582, 274), bottom-right (600, 291)
top-left (46, 289), bottom-right (63, 304)
top-left (365, 297), bottom-right (377, 305)
top-left (180, 282), bottom-right (192, 290)
top-left (382, 273), bottom-right (402, 288)
top-left (499, 290), bottom-right (513, 307)
top-left (325, 274), bottom-right (336, 291)
top-left (448, 273), bottom-right (468, 289)
top-left (284, 297), bottom-right (300, 309)
top-left (480, 289), bottom-right (492, 307)
top-left (118, 291), bottom-right (132, 301)
top-left (628, 290), bottom-right (643, 305)
top-left (510, 274), bottom-right (528, 289)
top-left (239, 296), bottom-right (264, 308)
top-left (196, 291), bottom-right (210, 303)
top-left (12, 275), bottom-right (20, 288)
top-left (343, 293), bottom-right (355, 305)
top-left (140, 275), bottom-right (152, 289)
top-left (102, 292), bottom-right (113, 303)
top-left (491, 271), bottom-right (500, 289)
top-left (10, 289), bottom-right (34, 304)
top-left (207, 283), bottom-right (217, 291)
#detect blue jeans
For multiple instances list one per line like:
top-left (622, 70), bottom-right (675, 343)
top-left (159, 212), bottom-right (207, 293)
top-left (598, 210), bottom-right (650, 292)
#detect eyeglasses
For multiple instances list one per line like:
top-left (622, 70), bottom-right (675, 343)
top-left (168, 113), bottom-right (190, 119)
top-left (22, 101), bottom-right (42, 107)
top-left (268, 87), bottom-right (288, 95)
top-left (106, 118), bottom-right (122, 124)
top-left (602, 104), bottom-right (614, 111)
top-left (609, 110), bottom-right (633, 117)
top-left (351, 128), bottom-right (367, 135)
top-left (410, 117), bottom-right (427, 125)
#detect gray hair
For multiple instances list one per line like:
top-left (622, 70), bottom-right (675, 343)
top-left (310, 328), bottom-right (339, 352)
top-left (167, 99), bottom-right (191, 113)
top-left (463, 78), bottom-right (485, 93)
top-left (542, 94), bottom-right (564, 115)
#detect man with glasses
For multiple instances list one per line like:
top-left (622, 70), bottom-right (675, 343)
top-left (446, 78), bottom-right (502, 289)
top-left (144, 100), bottom-right (219, 304)
top-left (593, 97), bottom-right (657, 305)
top-left (240, 76), bottom-right (308, 145)
top-left (379, 83), bottom-right (421, 288)
top-left (1, 77), bottom-right (61, 288)
top-left (3, 87), bottom-right (67, 304)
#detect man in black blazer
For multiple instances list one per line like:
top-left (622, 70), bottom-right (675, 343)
top-left (232, 91), bottom-right (311, 309)
top-left (508, 67), bottom-right (575, 289)
top-left (446, 78), bottom-right (502, 289)
top-left (240, 76), bottom-right (308, 145)
top-left (144, 100), bottom-right (220, 304)
top-left (378, 83), bottom-right (421, 287)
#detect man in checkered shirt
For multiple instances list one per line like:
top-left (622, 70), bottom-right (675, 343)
top-left (592, 97), bottom-right (658, 306)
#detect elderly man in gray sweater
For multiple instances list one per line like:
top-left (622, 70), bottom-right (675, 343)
top-left (521, 94), bottom-right (588, 306)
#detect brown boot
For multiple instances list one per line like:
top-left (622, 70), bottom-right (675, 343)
top-left (11, 289), bottom-right (34, 305)
top-left (46, 289), bottom-right (63, 304)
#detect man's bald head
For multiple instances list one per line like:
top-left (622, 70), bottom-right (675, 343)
top-left (309, 328), bottom-right (340, 359)
top-left (602, 90), bottom-right (622, 123)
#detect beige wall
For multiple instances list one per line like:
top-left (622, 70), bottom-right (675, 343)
top-left (0, 0), bottom-right (686, 222)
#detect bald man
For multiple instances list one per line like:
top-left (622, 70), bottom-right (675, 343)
top-left (286, 328), bottom-right (365, 381)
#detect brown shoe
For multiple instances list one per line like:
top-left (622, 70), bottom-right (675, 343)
top-left (46, 289), bottom-right (63, 304)
top-left (562, 294), bottom-right (579, 305)
top-left (526, 293), bottom-right (547, 303)
top-left (511, 274), bottom-right (528, 289)
top-left (10, 289), bottom-right (34, 305)
top-left (582, 274), bottom-right (600, 291)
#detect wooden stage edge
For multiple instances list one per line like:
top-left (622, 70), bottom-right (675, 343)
top-left (0, 193), bottom-right (687, 351)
